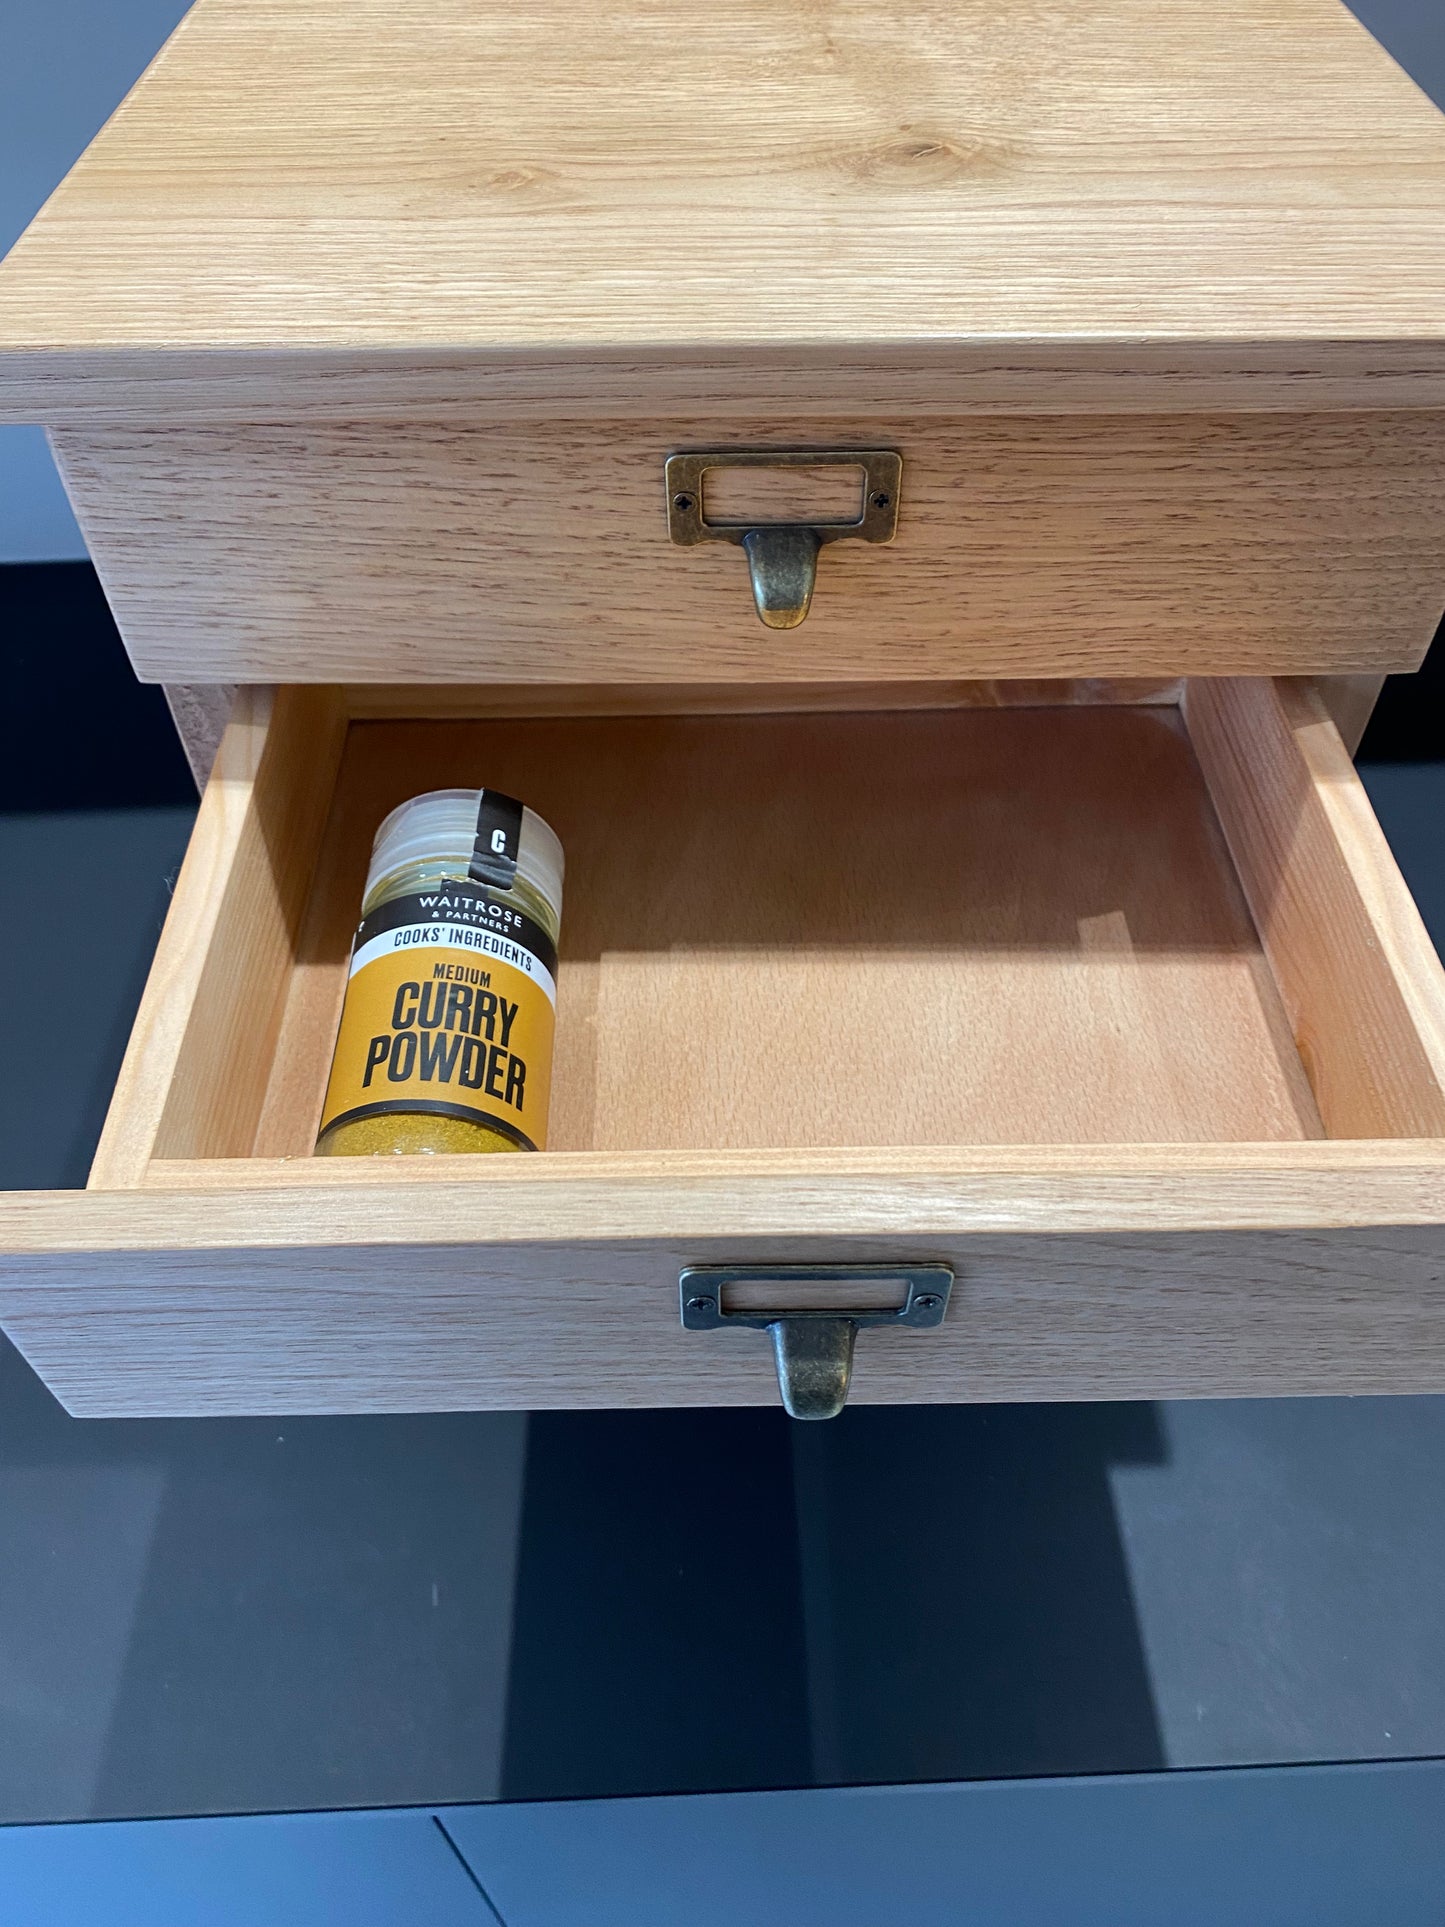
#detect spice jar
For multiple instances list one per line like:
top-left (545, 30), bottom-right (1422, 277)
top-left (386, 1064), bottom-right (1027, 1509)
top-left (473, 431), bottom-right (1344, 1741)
top-left (315, 788), bottom-right (564, 1156)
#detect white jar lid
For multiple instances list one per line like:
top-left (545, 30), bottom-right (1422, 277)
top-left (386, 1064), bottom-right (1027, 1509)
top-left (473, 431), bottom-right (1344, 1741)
top-left (366, 788), bottom-right (564, 915)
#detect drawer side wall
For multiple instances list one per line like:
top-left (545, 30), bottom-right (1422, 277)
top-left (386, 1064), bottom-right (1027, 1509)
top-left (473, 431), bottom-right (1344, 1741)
top-left (88, 688), bottom-right (347, 1180)
top-left (1186, 677), bottom-right (1445, 1139)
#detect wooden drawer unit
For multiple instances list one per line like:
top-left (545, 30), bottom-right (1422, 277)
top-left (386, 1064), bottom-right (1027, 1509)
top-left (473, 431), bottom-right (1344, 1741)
top-left (3, 0), bottom-right (1445, 1414)
top-left (2, 677), bottom-right (1445, 1416)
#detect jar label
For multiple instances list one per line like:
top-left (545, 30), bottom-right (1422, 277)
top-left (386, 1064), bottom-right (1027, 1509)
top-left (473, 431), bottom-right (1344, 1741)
top-left (317, 882), bottom-right (558, 1150)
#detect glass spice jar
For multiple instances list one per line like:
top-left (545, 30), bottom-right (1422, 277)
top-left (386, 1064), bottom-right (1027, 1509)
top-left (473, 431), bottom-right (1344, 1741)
top-left (315, 788), bottom-right (564, 1156)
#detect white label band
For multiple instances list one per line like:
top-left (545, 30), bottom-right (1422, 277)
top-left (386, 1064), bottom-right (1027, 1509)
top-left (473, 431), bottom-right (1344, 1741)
top-left (349, 921), bottom-right (558, 1006)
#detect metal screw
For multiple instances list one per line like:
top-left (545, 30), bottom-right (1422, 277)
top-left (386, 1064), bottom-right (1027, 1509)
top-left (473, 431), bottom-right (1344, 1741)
top-left (914, 1293), bottom-right (942, 1313)
top-left (686, 1295), bottom-right (716, 1315)
top-left (871, 490), bottom-right (891, 509)
top-left (673, 492), bottom-right (695, 512)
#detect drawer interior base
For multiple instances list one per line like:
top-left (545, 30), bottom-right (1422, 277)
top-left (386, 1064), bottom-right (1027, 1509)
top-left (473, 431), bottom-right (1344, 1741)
top-left (90, 677), bottom-right (1445, 1186)
top-left (261, 703), bottom-right (1317, 1155)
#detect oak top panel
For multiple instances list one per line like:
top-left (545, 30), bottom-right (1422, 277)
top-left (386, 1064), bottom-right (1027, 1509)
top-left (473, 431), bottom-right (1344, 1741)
top-left (2, 0), bottom-right (1445, 414)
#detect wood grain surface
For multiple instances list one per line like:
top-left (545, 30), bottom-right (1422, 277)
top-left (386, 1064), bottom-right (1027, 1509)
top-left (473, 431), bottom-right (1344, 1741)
top-left (1189, 677), bottom-right (1445, 1140)
top-left (52, 412), bottom-right (1445, 684)
top-left (6, 1169), bottom-right (1445, 1413)
top-left (16, 345), bottom-right (1445, 427)
top-left (11, 675), bottom-right (1443, 1416)
top-left (341, 678), bottom-right (1188, 720)
top-left (244, 702), bottom-right (1321, 1158)
top-left (88, 686), bottom-right (348, 1186)
top-left (159, 675), bottom-right (1186, 784)
top-left (3, 0), bottom-right (1445, 419)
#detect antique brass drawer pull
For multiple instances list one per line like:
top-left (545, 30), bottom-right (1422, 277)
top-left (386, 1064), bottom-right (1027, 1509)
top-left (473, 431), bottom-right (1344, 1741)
top-left (679, 1262), bottom-right (952, 1420)
top-left (665, 448), bottom-right (902, 630)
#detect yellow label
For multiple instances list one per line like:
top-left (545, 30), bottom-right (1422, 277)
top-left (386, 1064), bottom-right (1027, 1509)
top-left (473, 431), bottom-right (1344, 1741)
top-left (318, 887), bottom-right (557, 1150)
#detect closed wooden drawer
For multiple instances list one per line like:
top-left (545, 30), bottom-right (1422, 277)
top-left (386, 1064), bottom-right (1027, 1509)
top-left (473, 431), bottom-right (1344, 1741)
top-left (47, 411), bottom-right (1445, 685)
top-left (2, 675), bottom-right (1444, 1417)
top-left (6, 0), bottom-right (1445, 686)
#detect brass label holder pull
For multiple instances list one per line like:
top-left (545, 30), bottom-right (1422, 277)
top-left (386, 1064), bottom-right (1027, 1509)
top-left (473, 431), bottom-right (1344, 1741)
top-left (679, 1263), bottom-right (952, 1420)
top-left (665, 449), bottom-right (902, 630)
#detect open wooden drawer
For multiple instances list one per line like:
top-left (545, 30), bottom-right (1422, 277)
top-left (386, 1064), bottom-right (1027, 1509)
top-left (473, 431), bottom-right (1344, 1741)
top-left (2, 675), bottom-right (1444, 1417)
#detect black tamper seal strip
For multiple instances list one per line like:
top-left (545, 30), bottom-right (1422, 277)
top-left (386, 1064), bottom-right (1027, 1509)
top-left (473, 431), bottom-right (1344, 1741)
top-left (469, 790), bottom-right (524, 889)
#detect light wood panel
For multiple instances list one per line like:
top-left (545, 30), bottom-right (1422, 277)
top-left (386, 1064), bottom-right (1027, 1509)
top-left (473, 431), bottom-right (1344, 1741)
top-left (51, 413), bottom-right (1445, 684)
top-left (6, 1163), bottom-right (1445, 1413)
top-left (88, 686), bottom-right (348, 1185)
top-left (15, 345), bottom-right (1445, 428)
top-left (163, 675), bottom-right (1186, 789)
top-left (342, 679), bottom-right (1187, 720)
top-left (1188, 677), bottom-right (1445, 1139)
top-left (124, 1136), bottom-right (1445, 1204)
top-left (243, 702), bottom-right (1321, 1159)
top-left (161, 678), bottom-right (1183, 794)
top-left (3, 0), bottom-right (1445, 419)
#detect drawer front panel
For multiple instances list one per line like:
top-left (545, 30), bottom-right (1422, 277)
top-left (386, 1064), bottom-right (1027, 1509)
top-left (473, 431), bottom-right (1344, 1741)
top-left (53, 411), bottom-right (1445, 685)
top-left (5, 1212), bottom-right (1445, 1418)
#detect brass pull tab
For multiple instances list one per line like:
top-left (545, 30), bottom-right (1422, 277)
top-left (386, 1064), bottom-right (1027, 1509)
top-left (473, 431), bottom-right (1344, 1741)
top-left (666, 449), bottom-right (902, 630)
top-left (767, 1317), bottom-right (858, 1421)
top-left (742, 526), bottom-right (821, 630)
top-left (679, 1263), bottom-right (952, 1420)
